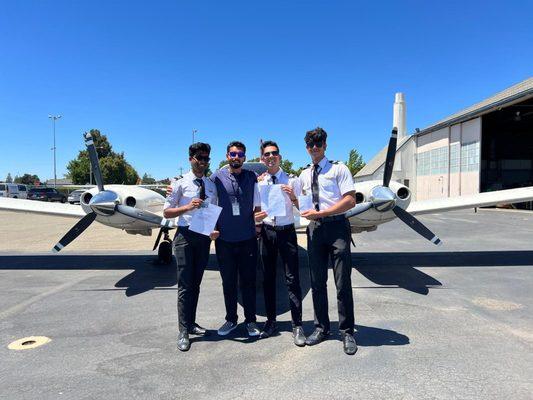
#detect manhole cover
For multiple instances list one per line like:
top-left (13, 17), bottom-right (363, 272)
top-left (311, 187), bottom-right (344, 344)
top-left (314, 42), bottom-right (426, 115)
top-left (8, 336), bottom-right (51, 350)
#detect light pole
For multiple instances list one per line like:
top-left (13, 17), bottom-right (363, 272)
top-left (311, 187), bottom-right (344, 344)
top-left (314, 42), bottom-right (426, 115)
top-left (48, 115), bottom-right (62, 187)
top-left (192, 129), bottom-right (197, 144)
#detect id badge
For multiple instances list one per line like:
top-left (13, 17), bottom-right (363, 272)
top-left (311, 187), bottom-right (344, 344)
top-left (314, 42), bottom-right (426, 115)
top-left (232, 199), bottom-right (240, 216)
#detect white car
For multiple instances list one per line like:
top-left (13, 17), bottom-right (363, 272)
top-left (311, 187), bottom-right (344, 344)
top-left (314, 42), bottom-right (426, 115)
top-left (0, 183), bottom-right (28, 199)
top-left (68, 189), bottom-right (85, 204)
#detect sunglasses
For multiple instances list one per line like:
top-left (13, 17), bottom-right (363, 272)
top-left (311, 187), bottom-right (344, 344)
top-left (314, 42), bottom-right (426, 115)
top-left (193, 155), bottom-right (210, 162)
top-left (228, 151), bottom-right (246, 158)
top-left (262, 150), bottom-right (280, 157)
top-left (306, 141), bottom-right (324, 149)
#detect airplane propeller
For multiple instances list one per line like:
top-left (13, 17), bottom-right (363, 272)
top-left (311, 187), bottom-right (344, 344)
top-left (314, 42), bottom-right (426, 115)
top-left (52, 132), bottom-right (174, 253)
top-left (346, 127), bottom-right (442, 246)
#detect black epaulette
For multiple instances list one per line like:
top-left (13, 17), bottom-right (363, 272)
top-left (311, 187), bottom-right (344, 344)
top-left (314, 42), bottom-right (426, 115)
top-left (329, 160), bottom-right (341, 165)
top-left (304, 163), bottom-right (312, 169)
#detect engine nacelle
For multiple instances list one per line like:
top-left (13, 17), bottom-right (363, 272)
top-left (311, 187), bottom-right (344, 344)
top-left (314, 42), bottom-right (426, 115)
top-left (350, 180), bottom-right (412, 228)
top-left (80, 185), bottom-right (165, 231)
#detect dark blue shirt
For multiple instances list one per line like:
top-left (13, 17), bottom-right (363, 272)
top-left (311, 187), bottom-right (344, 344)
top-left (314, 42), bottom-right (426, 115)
top-left (211, 168), bottom-right (260, 242)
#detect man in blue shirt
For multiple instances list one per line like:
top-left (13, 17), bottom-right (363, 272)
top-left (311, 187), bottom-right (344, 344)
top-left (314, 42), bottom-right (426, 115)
top-left (211, 141), bottom-right (265, 337)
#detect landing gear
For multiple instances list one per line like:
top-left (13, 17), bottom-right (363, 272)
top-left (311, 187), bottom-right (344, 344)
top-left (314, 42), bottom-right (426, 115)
top-left (154, 227), bottom-right (173, 265)
top-left (158, 240), bottom-right (173, 265)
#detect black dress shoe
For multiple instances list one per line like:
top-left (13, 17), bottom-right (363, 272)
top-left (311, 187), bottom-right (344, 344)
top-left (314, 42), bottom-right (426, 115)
top-left (177, 332), bottom-right (190, 352)
top-left (305, 328), bottom-right (329, 346)
top-left (292, 326), bottom-right (306, 347)
top-left (260, 320), bottom-right (277, 339)
top-left (189, 324), bottom-right (208, 336)
top-left (342, 332), bottom-right (357, 355)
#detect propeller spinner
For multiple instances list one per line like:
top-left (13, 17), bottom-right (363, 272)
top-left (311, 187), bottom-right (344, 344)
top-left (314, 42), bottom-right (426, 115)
top-left (346, 127), bottom-right (442, 246)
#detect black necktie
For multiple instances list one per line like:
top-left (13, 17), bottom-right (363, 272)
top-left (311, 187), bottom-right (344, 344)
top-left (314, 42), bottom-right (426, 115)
top-left (194, 178), bottom-right (206, 200)
top-left (271, 175), bottom-right (277, 224)
top-left (312, 164), bottom-right (320, 211)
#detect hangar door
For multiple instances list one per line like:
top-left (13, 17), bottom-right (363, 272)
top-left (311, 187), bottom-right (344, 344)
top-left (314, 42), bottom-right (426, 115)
top-left (481, 97), bottom-right (533, 209)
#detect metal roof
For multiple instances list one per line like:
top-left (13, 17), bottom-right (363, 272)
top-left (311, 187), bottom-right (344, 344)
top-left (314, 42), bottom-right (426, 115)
top-left (416, 77), bottom-right (533, 136)
top-left (355, 135), bottom-right (412, 178)
top-left (356, 77), bottom-right (533, 178)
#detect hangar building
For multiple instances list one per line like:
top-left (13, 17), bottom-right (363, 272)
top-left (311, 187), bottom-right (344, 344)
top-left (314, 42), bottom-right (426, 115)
top-left (355, 77), bottom-right (533, 206)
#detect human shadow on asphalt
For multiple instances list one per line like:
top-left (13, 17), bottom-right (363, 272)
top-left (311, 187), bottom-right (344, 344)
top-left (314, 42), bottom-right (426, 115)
top-left (190, 320), bottom-right (409, 347)
top-left (3, 250), bottom-right (533, 300)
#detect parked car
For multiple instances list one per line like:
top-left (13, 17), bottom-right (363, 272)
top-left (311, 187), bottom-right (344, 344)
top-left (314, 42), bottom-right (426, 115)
top-left (27, 187), bottom-right (67, 203)
top-left (0, 183), bottom-right (28, 199)
top-left (68, 189), bottom-right (85, 204)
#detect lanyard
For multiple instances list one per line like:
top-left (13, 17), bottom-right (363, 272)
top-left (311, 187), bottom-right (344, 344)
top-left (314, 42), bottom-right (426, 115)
top-left (228, 173), bottom-right (242, 202)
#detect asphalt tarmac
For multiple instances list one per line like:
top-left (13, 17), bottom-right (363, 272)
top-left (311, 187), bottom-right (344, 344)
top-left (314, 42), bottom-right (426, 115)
top-left (1, 208), bottom-right (532, 399)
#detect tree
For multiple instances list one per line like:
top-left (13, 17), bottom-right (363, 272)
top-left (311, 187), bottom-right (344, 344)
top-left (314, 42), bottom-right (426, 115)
top-left (346, 149), bottom-right (365, 176)
top-left (141, 173), bottom-right (156, 184)
top-left (66, 129), bottom-right (139, 185)
top-left (14, 174), bottom-right (40, 185)
top-left (5, 173), bottom-right (13, 183)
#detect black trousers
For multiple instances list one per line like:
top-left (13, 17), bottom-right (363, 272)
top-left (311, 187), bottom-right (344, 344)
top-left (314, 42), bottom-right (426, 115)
top-left (306, 218), bottom-right (354, 334)
top-left (173, 226), bottom-right (211, 332)
top-left (260, 224), bottom-right (303, 326)
top-left (215, 237), bottom-right (258, 324)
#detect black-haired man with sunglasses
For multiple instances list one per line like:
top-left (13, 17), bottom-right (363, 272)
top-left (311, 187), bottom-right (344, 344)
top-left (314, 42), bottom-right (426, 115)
top-left (299, 127), bottom-right (358, 355)
top-left (164, 142), bottom-right (219, 352)
top-left (257, 140), bottom-right (306, 346)
top-left (211, 141), bottom-right (266, 338)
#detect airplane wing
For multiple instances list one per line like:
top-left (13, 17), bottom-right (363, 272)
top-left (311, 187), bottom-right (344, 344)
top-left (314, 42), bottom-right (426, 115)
top-left (0, 197), bottom-right (86, 218)
top-left (407, 187), bottom-right (533, 216)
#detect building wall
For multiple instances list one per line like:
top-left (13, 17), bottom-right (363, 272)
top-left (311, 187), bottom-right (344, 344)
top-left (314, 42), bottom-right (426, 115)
top-left (353, 137), bottom-right (417, 198)
top-left (415, 117), bottom-right (481, 200)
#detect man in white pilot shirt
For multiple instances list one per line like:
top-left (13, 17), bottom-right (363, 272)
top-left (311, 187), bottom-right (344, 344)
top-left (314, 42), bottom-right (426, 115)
top-left (299, 127), bottom-right (358, 355)
top-left (257, 140), bottom-right (306, 346)
top-left (164, 142), bottom-right (219, 352)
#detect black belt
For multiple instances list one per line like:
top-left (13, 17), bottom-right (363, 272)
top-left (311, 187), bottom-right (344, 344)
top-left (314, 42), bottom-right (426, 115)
top-left (263, 223), bottom-right (295, 231)
top-left (316, 214), bottom-right (346, 223)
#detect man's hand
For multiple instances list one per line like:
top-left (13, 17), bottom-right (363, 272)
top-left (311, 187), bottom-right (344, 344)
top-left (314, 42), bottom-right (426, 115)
top-left (254, 210), bottom-right (268, 222)
top-left (209, 230), bottom-right (220, 241)
top-left (187, 198), bottom-right (203, 211)
top-left (300, 209), bottom-right (323, 220)
top-left (166, 185), bottom-right (172, 196)
top-left (281, 184), bottom-right (296, 201)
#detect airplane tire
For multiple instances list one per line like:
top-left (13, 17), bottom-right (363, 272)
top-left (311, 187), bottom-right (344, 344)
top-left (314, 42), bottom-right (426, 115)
top-left (158, 240), bottom-right (173, 265)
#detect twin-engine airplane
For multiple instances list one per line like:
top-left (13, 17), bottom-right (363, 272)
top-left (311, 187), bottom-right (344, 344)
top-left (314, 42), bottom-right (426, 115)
top-left (2, 130), bottom-right (533, 264)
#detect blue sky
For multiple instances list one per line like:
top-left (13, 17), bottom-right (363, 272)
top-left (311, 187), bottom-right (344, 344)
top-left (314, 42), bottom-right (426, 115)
top-left (1, 0), bottom-right (532, 182)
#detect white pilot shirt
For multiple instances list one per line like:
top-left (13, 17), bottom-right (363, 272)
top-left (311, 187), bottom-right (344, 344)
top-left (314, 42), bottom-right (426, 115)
top-left (299, 157), bottom-right (355, 215)
top-left (258, 168), bottom-right (302, 226)
top-left (163, 171), bottom-right (218, 227)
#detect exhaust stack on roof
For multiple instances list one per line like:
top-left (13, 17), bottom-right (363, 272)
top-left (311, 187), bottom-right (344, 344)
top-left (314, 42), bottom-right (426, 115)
top-left (393, 92), bottom-right (407, 141)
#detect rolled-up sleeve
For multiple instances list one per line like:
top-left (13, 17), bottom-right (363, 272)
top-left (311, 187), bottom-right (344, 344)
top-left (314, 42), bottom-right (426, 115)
top-left (163, 180), bottom-right (181, 210)
top-left (337, 164), bottom-right (355, 196)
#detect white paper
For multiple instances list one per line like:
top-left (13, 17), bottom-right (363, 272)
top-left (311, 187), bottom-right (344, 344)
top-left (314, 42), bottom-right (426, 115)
top-left (259, 185), bottom-right (287, 217)
top-left (298, 194), bottom-right (314, 212)
top-left (189, 203), bottom-right (223, 236)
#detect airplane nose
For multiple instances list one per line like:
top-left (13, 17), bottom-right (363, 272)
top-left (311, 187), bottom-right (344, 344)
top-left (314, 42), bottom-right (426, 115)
top-left (89, 190), bottom-right (120, 216)
top-left (370, 186), bottom-right (396, 211)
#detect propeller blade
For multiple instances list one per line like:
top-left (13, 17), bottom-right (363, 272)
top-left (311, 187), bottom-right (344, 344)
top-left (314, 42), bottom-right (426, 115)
top-left (345, 202), bottom-right (373, 218)
top-left (115, 205), bottom-right (175, 228)
top-left (152, 227), bottom-right (165, 251)
top-left (84, 132), bottom-right (104, 192)
top-left (383, 127), bottom-right (398, 187)
top-left (52, 212), bottom-right (97, 253)
top-left (392, 206), bottom-right (442, 245)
